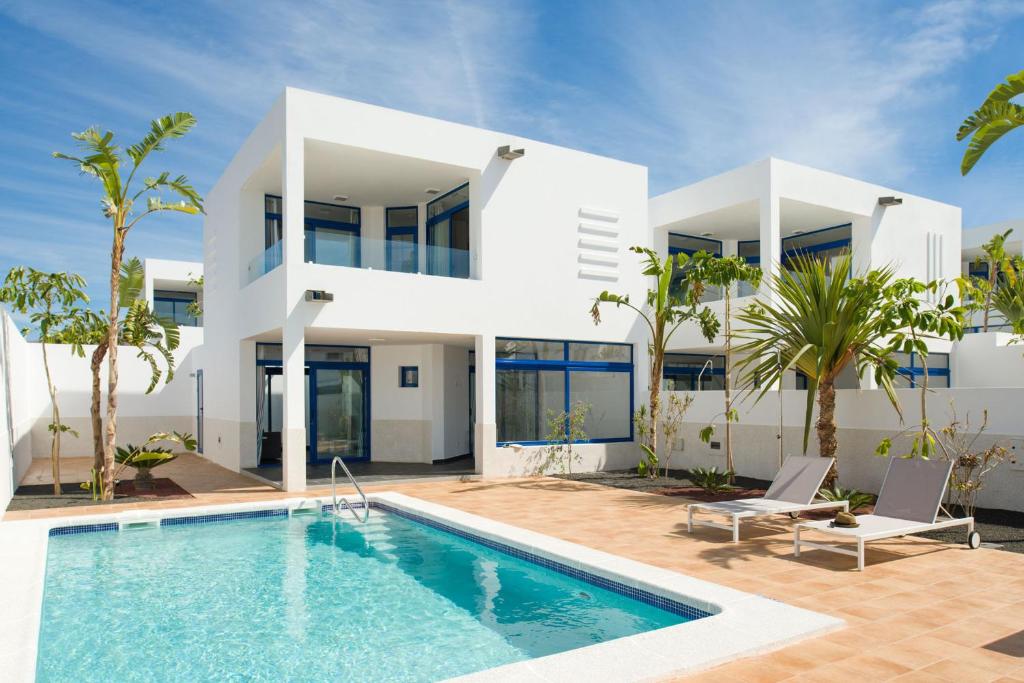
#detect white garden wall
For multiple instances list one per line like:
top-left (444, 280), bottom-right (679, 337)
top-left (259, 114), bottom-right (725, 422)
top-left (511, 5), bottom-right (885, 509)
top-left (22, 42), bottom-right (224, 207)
top-left (670, 387), bottom-right (1024, 512)
top-left (0, 309), bottom-right (33, 510)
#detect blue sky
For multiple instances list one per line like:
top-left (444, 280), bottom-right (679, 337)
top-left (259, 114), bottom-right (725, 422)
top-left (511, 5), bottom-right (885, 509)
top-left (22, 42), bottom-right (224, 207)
top-left (1, 0), bottom-right (1023, 310)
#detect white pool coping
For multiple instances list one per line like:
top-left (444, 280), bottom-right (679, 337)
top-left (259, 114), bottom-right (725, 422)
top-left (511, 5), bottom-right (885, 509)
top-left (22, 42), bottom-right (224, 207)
top-left (0, 493), bottom-right (843, 682)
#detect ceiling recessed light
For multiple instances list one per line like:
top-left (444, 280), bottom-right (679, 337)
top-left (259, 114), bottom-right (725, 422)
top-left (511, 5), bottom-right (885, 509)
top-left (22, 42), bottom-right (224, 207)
top-left (425, 188), bottom-right (441, 195)
top-left (333, 194), bottom-right (349, 202)
top-left (368, 337), bottom-right (386, 342)
top-left (700, 231), bottom-right (713, 237)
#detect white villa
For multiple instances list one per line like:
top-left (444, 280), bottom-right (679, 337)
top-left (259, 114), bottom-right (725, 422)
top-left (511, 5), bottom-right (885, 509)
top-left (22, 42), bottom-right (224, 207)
top-left (3, 87), bottom-right (1023, 512)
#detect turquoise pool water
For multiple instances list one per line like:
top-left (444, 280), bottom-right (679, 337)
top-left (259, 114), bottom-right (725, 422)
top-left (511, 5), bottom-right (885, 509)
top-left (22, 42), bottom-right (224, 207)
top-left (37, 509), bottom-right (693, 682)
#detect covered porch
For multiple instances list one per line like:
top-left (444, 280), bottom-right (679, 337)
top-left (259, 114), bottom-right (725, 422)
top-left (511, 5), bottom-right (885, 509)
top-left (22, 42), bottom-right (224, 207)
top-left (244, 328), bottom-right (483, 488)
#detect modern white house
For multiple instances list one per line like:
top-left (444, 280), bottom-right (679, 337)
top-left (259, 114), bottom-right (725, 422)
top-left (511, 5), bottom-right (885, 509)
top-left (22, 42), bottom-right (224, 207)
top-left (3, 87), bottom-right (1024, 512)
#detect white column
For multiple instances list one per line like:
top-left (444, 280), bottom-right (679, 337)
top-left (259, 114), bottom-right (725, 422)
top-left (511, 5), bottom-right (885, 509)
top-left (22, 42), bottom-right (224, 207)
top-left (281, 118), bottom-right (307, 492)
top-left (759, 182), bottom-right (783, 393)
top-left (473, 334), bottom-right (496, 475)
top-left (758, 189), bottom-right (781, 299)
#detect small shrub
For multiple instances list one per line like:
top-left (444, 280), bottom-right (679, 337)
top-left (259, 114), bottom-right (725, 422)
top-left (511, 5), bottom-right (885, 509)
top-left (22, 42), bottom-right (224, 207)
top-left (689, 466), bottom-right (734, 494)
top-left (818, 485), bottom-right (874, 512)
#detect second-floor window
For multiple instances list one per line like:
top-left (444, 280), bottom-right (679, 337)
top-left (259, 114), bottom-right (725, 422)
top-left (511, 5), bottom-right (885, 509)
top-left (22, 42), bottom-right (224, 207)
top-left (668, 233), bottom-right (722, 301)
top-left (781, 223), bottom-right (852, 275)
top-left (263, 195), bottom-right (361, 268)
top-left (426, 184), bottom-right (469, 278)
top-left (387, 207), bottom-right (418, 273)
top-left (154, 290), bottom-right (199, 327)
top-left (893, 352), bottom-right (950, 389)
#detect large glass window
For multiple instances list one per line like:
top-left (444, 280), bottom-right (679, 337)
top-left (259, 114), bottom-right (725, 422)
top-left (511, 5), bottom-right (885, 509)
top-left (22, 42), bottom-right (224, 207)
top-left (663, 353), bottom-right (724, 391)
top-left (737, 240), bottom-right (761, 297)
top-left (668, 233), bottom-right (722, 301)
top-left (426, 184), bottom-right (470, 278)
top-left (386, 207), bottom-right (418, 273)
top-left (154, 290), bottom-right (199, 327)
top-left (496, 337), bottom-right (633, 444)
top-left (781, 224), bottom-right (851, 275)
top-left (893, 352), bottom-right (950, 389)
top-left (496, 369), bottom-right (565, 443)
top-left (264, 195), bottom-right (361, 268)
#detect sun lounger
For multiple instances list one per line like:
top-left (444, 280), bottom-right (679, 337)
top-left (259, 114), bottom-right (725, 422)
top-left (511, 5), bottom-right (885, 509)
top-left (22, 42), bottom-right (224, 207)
top-left (687, 456), bottom-right (848, 543)
top-left (793, 457), bottom-right (980, 570)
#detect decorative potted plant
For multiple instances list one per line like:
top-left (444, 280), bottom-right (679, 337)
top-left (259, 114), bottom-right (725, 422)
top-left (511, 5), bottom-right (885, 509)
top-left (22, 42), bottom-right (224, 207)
top-left (112, 432), bottom-right (196, 491)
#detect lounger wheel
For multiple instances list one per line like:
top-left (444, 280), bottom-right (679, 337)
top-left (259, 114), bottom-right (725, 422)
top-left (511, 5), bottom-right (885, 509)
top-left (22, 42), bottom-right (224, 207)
top-left (788, 512), bottom-right (800, 519)
top-left (967, 531), bottom-right (981, 549)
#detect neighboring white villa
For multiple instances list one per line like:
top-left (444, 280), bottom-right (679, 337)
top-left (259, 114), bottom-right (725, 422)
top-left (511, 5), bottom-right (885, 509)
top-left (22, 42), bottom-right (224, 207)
top-left (3, 88), bottom-right (1024, 511)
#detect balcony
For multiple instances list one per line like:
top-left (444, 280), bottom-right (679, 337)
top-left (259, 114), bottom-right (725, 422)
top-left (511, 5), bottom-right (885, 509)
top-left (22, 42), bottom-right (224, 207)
top-left (246, 235), bottom-right (470, 284)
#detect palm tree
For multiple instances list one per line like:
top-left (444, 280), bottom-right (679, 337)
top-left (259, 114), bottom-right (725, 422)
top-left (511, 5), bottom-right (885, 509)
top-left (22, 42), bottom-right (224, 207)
top-left (591, 246), bottom-right (718, 473)
top-left (54, 115), bottom-right (202, 499)
top-left (961, 229), bottom-right (1015, 332)
top-left (992, 256), bottom-right (1024, 334)
top-left (957, 69), bottom-right (1024, 175)
top-left (734, 253), bottom-right (902, 482)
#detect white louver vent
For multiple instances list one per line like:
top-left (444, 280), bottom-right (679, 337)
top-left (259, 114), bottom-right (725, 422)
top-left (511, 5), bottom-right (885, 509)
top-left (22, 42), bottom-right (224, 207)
top-left (577, 207), bottom-right (620, 281)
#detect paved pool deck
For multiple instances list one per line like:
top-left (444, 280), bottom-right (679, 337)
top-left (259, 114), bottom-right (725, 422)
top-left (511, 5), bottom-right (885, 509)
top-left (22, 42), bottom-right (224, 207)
top-left (7, 454), bottom-right (1024, 682)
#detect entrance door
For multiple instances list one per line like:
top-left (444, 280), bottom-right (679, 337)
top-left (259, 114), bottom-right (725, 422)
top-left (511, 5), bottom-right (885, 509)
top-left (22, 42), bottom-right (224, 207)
top-left (311, 366), bottom-right (368, 463)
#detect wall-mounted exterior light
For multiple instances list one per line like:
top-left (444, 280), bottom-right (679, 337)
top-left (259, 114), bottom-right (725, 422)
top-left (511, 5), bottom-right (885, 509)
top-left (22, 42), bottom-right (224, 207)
top-left (497, 145), bottom-right (525, 160)
top-left (878, 196), bottom-right (903, 207)
top-left (304, 289), bottom-right (334, 303)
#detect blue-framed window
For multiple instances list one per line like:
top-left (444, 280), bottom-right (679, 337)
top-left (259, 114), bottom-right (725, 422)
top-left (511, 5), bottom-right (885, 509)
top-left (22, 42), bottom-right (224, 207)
top-left (387, 207), bottom-right (419, 273)
top-left (795, 371), bottom-right (809, 390)
top-left (781, 223), bottom-right (852, 274)
top-left (668, 233), bottom-right (723, 301)
top-left (737, 240), bottom-right (761, 297)
top-left (264, 195), bottom-right (361, 268)
top-left (400, 366), bottom-right (419, 387)
top-left (426, 183), bottom-right (470, 278)
top-left (255, 343), bottom-right (371, 463)
top-left (969, 261), bottom-right (989, 280)
top-left (195, 369), bottom-right (204, 453)
top-left (154, 290), bottom-right (199, 327)
top-left (663, 353), bottom-right (725, 391)
top-left (894, 352), bottom-right (950, 389)
top-left (496, 338), bottom-right (633, 445)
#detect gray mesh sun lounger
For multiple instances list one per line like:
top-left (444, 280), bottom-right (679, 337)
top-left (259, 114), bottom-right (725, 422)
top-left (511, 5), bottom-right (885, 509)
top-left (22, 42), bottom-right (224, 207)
top-left (794, 457), bottom-right (980, 571)
top-left (687, 456), bottom-right (847, 543)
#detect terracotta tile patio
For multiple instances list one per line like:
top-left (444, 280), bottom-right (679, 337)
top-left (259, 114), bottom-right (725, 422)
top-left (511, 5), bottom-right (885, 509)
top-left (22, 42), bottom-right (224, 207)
top-left (7, 456), bottom-right (1024, 681)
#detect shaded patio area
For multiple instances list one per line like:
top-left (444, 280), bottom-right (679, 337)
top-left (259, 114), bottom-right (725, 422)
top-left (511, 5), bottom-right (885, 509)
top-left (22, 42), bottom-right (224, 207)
top-left (243, 455), bottom-right (477, 486)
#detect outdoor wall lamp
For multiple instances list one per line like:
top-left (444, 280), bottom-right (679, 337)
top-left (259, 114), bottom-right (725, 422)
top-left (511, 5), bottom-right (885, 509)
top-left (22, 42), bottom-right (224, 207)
top-left (878, 196), bottom-right (903, 207)
top-left (304, 289), bottom-right (334, 303)
top-left (497, 145), bottom-right (525, 160)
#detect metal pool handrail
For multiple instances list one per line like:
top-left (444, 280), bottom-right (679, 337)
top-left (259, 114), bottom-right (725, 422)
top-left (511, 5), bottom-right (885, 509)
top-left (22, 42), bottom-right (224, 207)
top-left (331, 456), bottom-right (369, 523)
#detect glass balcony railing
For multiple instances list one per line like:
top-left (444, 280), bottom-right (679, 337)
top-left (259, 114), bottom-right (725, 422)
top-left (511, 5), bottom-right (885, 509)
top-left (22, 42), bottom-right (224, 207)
top-left (247, 235), bottom-right (470, 283)
top-left (247, 241), bottom-right (283, 284)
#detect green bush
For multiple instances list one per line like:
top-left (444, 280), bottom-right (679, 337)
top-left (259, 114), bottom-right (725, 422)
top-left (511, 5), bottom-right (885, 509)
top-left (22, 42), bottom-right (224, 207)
top-left (688, 466), bottom-right (734, 494)
top-left (818, 485), bottom-right (874, 512)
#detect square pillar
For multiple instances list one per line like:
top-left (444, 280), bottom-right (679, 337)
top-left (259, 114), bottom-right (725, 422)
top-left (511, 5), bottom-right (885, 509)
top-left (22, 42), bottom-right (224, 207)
top-left (473, 334), bottom-right (496, 475)
top-left (281, 119), bottom-right (307, 492)
top-left (281, 321), bottom-right (306, 491)
top-left (758, 190), bottom-right (781, 299)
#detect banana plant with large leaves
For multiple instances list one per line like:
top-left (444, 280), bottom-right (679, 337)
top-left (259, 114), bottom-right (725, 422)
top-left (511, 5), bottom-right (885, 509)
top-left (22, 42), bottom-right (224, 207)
top-left (54, 114), bottom-right (202, 500)
top-left (590, 246), bottom-right (719, 476)
top-left (958, 69), bottom-right (1024, 175)
top-left (78, 257), bottom-right (180, 479)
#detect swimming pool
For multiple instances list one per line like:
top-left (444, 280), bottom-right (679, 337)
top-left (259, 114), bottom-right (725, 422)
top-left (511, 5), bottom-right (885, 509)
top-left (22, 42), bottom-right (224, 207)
top-left (2, 493), bottom-right (843, 681)
top-left (38, 505), bottom-right (698, 681)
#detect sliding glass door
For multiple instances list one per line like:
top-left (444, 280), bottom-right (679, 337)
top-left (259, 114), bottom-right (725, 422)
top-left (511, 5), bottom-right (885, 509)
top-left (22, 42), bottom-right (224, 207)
top-left (312, 366), bottom-right (367, 462)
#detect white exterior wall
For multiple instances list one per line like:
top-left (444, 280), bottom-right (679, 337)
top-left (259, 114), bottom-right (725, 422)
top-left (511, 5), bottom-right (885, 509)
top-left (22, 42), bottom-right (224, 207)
top-left (650, 158), bottom-right (961, 352)
top-left (202, 88), bottom-right (650, 486)
top-left (142, 258), bottom-right (203, 307)
top-left (1, 309), bottom-right (33, 509)
top-left (672, 387), bottom-right (1024, 512)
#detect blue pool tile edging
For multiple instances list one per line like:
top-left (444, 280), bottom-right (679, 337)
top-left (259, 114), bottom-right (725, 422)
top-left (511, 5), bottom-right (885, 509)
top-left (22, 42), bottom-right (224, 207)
top-left (48, 522), bottom-right (119, 537)
top-left (161, 508), bottom-right (289, 527)
top-left (323, 500), bottom-right (713, 621)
